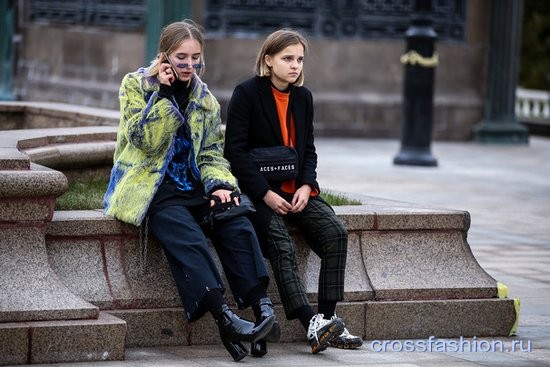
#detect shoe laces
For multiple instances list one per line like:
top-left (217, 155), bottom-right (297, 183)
top-left (308, 313), bottom-right (328, 343)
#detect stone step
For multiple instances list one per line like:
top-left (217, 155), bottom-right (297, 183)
top-left (0, 311), bottom-right (126, 366)
top-left (108, 297), bottom-right (517, 348)
top-left (0, 101), bottom-right (119, 130)
top-left (20, 140), bottom-right (115, 170)
top-left (43, 203), bottom-right (518, 348)
top-left (0, 148), bottom-right (30, 170)
top-left (108, 303), bottom-right (363, 347)
top-left (364, 298), bottom-right (518, 340)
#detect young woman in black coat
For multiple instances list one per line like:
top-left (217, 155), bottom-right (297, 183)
top-left (224, 29), bottom-right (363, 356)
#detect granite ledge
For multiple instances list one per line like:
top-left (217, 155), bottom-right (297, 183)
top-left (48, 210), bottom-right (136, 236)
top-left (334, 203), bottom-right (468, 231)
top-left (49, 203), bottom-right (470, 236)
top-left (16, 131), bottom-right (117, 150)
top-left (0, 148), bottom-right (30, 170)
top-left (22, 141), bottom-right (115, 169)
top-left (0, 101), bottom-right (119, 129)
top-left (0, 164), bottom-right (68, 198)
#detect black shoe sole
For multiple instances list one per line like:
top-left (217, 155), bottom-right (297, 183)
top-left (310, 319), bottom-right (345, 354)
top-left (329, 338), bottom-right (364, 349)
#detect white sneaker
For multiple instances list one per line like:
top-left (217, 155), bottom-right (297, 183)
top-left (306, 313), bottom-right (344, 354)
top-left (329, 328), bottom-right (363, 349)
top-left (328, 316), bottom-right (363, 349)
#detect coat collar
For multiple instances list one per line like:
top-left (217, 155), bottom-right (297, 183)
top-left (138, 67), bottom-right (213, 111)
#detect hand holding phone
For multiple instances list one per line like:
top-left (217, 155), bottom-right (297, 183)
top-left (163, 52), bottom-right (179, 77)
top-left (159, 52), bottom-right (179, 85)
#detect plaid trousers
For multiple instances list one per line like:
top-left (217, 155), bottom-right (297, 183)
top-left (264, 197), bottom-right (348, 319)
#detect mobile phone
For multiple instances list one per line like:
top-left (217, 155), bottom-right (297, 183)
top-left (162, 52), bottom-right (179, 80)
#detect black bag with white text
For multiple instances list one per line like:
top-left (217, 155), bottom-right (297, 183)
top-left (249, 146), bottom-right (299, 182)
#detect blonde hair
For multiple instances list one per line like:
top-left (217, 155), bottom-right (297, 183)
top-left (148, 19), bottom-right (206, 78)
top-left (254, 29), bottom-right (308, 87)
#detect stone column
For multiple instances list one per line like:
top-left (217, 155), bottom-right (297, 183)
top-left (474, 0), bottom-right (529, 143)
top-left (0, 0), bottom-right (14, 100)
top-left (144, 0), bottom-right (192, 64)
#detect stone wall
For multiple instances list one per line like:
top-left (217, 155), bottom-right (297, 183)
top-left (11, 0), bottom-right (490, 140)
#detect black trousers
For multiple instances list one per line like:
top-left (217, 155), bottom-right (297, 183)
top-left (148, 204), bottom-right (268, 321)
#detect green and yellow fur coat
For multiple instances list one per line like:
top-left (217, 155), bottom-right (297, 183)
top-left (104, 67), bottom-right (237, 226)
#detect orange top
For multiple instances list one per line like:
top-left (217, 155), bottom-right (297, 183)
top-left (272, 87), bottom-right (295, 146)
top-left (271, 87), bottom-right (318, 197)
top-left (271, 87), bottom-right (296, 193)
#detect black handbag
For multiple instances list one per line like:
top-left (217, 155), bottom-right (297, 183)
top-left (203, 191), bottom-right (256, 227)
top-left (249, 145), bottom-right (298, 182)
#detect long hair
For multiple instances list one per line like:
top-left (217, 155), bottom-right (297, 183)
top-left (148, 19), bottom-right (206, 78)
top-left (254, 29), bottom-right (308, 87)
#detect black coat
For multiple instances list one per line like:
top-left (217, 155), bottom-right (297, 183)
top-left (224, 76), bottom-right (321, 245)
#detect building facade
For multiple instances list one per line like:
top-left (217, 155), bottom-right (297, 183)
top-left (5, 0), bottom-right (492, 140)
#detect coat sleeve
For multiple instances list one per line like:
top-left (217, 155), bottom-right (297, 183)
top-left (119, 73), bottom-right (180, 156)
top-left (224, 84), bottom-right (272, 200)
top-left (299, 88), bottom-right (320, 192)
top-left (194, 94), bottom-right (238, 195)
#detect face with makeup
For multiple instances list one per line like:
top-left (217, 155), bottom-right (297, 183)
top-left (159, 38), bottom-right (202, 84)
top-left (264, 43), bottom-right (304, 90)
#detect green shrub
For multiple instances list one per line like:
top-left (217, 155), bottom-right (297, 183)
top-left (320, 189), bottom-right (362, 206)
top-left (55, 177), bottom-right (108, 210)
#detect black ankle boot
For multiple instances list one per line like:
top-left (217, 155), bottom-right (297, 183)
top-left (250, 297), bottom-right (281, 357)
top-left (251, 339), bottom-right (267, 357)
top-left (216, 304), bottom-right (275, 343)
top-left (221, 337), bottom-right (248, 362)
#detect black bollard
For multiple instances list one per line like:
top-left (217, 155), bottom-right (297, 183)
top-left (393, 0), bottom-right (438, 167)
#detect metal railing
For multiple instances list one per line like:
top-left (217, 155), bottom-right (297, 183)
top-left (516, 87), bottom-right (550, 122)
top-left (28, 0), bottom-right (146, 29)
top-left (203, 0), bottom-right (466, 41)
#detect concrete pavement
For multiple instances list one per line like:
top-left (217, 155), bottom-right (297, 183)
top-left (14, 136), bottom-right (550, 367)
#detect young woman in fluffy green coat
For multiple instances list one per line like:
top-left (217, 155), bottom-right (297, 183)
top-left (103, 20), bottom-right (279, 362)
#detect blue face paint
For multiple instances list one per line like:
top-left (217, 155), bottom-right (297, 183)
top-left (176, 63), bottom-right (204, 70)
